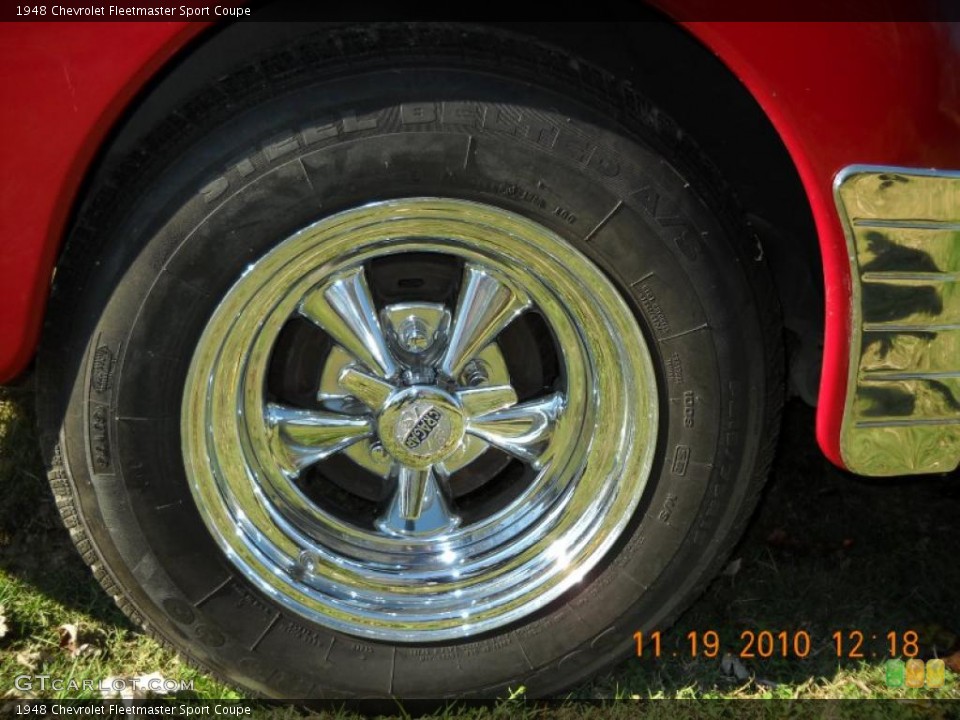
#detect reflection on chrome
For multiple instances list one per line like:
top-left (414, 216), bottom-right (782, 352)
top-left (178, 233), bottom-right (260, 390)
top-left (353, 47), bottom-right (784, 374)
top-left (181, 198), bottom-right (659, 641)
top-left (835, 166), bottom-right (960, 475)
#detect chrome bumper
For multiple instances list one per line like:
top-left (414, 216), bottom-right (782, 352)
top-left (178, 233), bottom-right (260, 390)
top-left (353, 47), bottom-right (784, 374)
top-left (836, 166), bottom-right (960, 476)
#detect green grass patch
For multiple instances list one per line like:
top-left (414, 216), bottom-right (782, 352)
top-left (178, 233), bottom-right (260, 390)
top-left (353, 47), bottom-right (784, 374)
top-left (0, 386), bottom-right (957, 711)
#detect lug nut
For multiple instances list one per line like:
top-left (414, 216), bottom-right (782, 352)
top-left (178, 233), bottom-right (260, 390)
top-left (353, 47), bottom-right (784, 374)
top-left (397, 317), bottom-right (431, 353)
top-left (461, 360), bottom-right (489, 387)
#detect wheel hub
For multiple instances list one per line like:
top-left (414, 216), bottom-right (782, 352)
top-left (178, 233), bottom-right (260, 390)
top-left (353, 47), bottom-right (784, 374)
top-left (317, 303), bottom-right (513, 480)
top-left (377, 386), bottom-right (465, 468)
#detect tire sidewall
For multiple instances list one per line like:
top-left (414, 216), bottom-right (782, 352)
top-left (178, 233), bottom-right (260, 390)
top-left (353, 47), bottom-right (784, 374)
top-left (46, 66), bottom-right (770, 698)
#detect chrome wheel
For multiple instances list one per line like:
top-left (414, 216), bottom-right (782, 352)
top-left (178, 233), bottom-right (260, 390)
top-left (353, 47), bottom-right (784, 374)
top-left (181, 198), bottom-right (658, 641)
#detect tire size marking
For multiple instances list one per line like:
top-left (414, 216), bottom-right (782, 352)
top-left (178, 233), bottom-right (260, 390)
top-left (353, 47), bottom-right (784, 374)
top-left (399, 646), bottom-right (460, 665)
top-left (666, 352), bottom-right (684, 385)
top-left (634, 282), bottom-right (670, 337)
top-left (460, 635), bottom-right (512, 658)
top-left (278, 620), bottom-right (328, 649)
top-left (89, 403), bottom-right (111, 473)
top-left (483, 180), bottom-right (548, 210)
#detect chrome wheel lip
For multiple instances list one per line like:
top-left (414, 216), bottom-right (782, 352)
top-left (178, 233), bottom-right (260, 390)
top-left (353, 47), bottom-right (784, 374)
top-left (181, 198), bottom-right (659, 641)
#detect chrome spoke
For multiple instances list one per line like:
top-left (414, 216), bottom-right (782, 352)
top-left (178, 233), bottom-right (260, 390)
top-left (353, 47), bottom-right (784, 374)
top-left (338, 365), bottom-right (394, 410)
top-left (458, 384), bottom-right (518, 418)
top-left (377, 465), bottom-right (460, 536)
top-left (266, 403), bottom-right (372, 473)
top-left (299, 267), bottom-right (398, 378)
top-left (466, 392), bottom-right (564, 469)
top-left (439, 264), bottom-right (531, 379)
top-left (398, 466), bottom-right (431, 521)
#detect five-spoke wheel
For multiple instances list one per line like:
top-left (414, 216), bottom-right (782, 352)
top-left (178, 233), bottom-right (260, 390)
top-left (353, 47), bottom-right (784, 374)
top-left (182, 198), bottom-right (659, 641)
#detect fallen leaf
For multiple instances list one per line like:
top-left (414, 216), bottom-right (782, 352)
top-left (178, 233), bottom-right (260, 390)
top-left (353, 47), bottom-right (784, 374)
top-left (57, 623), bottom-right (79, 654)
top-left (56, 623), bottom-right (102, 658)
top-left (721, 558), bottom-right (742, 578)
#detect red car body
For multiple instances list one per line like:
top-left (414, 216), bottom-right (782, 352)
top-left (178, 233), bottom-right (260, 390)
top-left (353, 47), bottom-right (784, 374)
top-left (1, 18), bottom-right (958, 473)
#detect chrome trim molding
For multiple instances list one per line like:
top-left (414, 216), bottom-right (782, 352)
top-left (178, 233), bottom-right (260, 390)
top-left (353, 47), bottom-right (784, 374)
top-left (835, 165), bottom-right (960, 475)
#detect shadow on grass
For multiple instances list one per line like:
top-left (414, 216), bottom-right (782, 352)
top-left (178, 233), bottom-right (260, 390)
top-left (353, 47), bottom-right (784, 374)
top-left (1, 383), bottom-right (957, 698)
top-left (0, 384), bottom-right (133, 629)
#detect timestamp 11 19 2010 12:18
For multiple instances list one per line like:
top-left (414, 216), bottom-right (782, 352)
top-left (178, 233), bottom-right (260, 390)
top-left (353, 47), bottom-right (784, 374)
top-left (634, 630), bottom-right (921, 659)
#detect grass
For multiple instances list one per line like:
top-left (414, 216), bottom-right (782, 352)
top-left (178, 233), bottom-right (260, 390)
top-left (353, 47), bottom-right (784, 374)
top-left (0, 384), bottom-right (237, 702)
top-left (0, 383), bottom-right (957, 713)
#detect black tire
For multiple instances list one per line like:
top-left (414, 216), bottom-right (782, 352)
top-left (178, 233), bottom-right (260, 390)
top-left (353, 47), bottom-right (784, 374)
top-left (38, 24), bottom-right (782, 699)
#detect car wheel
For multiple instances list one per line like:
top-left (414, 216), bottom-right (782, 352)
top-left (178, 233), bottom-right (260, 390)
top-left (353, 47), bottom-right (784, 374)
top-left (38, 24), bottom-right (782, 699)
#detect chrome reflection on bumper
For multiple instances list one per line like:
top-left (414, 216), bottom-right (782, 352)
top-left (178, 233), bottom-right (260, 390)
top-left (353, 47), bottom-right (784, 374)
top-left (836, 166), bottom-right (960, 476)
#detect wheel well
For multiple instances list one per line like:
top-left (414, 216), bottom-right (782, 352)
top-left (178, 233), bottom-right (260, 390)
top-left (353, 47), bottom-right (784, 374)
top-left (497, 18), bottom-right (823, 401)
top-left (80, 12), bottom-right (823, 402)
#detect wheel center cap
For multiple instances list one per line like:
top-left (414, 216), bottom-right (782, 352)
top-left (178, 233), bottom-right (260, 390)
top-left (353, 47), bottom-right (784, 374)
top-left (377, 386), bottom-right (465, 469)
